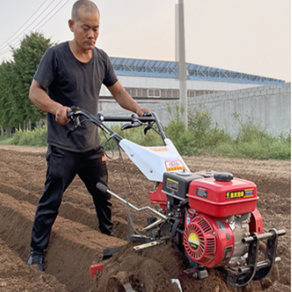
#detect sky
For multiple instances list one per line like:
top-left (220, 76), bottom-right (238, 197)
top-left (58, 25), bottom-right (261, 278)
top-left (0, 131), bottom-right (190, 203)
top-left (0, 0), bottom-right (290, 82)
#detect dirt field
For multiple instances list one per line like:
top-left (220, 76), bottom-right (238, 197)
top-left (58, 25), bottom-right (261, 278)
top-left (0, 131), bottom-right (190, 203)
top-left (0, 145), bottom-right (290, 292)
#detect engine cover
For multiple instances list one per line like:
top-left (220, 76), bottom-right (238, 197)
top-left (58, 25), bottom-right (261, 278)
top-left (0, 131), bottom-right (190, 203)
top-left (187, 174), bottom-right (258, 217)
top-left (183, 213), bottom-right (235, 268)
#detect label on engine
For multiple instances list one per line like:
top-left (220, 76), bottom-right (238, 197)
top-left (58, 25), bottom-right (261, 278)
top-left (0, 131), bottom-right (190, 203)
top-left (166, 178), bottom-right (179, 192)
top-left (188, 233), bottom-right (199, 250)
top-left (196, 187), bottom-right (208, 198)
top-left (225, 188), bottom-right (254, 200)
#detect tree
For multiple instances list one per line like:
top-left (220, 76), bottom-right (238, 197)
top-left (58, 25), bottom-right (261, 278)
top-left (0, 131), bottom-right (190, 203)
top-left (0, 61), bottom-right (17, 129)
top-left (12, 32), bottom-right (53, 126)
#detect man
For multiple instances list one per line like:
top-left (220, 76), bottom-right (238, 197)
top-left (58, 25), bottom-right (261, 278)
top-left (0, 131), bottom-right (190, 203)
top-left (27, 0), bottom-right (149, 271)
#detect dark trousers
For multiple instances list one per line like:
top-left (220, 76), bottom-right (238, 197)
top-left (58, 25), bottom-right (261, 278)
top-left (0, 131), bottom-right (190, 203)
top-left (31, 145), bottom-right (113, 251)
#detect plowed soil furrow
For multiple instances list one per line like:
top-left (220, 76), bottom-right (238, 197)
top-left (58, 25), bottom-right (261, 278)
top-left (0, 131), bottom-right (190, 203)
top-left (0, 238), bottom-right (68, 292)
top-left (0, 191), bottom-right (126, 291)
top-left (0, 146), bottom-right (290, 292)
top-left (0, 182), bottom-right (130, 240)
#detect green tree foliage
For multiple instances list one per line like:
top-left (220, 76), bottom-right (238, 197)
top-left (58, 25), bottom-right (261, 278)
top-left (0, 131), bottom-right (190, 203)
top-left (0, 62), bottom-right (17, 128)
top-left (0, 32), bottom-right (53, 130)
top-left (12, 32), bottom-right (53, 123)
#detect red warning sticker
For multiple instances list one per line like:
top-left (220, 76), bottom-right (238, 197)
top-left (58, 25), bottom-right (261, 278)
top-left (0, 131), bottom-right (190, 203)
top-left (165, 160), bottom-right (186, 172)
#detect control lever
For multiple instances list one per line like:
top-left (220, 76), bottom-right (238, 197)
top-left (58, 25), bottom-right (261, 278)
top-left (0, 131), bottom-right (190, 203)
top-left (121, 114), bottom-right (142, 131)
top-left (67, 116), bottom-right (80, 138)
top-left (142, 112), bottom-right (153, 135)
top-left (144, 122), bottom-right (153, 135)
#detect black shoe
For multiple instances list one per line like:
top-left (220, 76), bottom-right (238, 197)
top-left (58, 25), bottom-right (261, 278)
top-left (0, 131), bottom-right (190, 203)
top-left (27, 249), bottom-right (45, 271)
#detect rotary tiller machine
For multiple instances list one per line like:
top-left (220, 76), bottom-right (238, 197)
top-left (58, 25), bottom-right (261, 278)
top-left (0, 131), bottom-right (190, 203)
top-left (67, 108), bottom-right (285, 288)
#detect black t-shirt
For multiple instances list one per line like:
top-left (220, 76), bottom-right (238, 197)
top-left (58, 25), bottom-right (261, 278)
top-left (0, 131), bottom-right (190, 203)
top-left (34, 41), bottom-right (118, 152)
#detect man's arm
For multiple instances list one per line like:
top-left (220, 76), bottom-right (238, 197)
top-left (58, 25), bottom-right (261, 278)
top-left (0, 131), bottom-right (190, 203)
top-left (107, 81), bottom-right (149, 116)
top-left (29, 80), bottom-right (71, 125)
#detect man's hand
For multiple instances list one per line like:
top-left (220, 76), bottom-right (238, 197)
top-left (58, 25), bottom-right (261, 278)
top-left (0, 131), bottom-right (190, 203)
top-left (136, 107), bottom-right (150, 117)
top-left (55, 106), bottom-right (71, 125)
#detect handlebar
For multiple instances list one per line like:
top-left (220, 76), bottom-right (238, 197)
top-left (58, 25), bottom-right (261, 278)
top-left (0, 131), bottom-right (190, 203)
top-left (97, 112), bottom-right (156, 123)
top-left (67, 107), bottom-right (156, 123)
top-left (66, 107), bottom-right (167, 142)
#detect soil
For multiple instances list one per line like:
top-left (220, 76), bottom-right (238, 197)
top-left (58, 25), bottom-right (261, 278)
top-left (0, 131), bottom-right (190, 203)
top-left (0, 145), bottom-right (290, 292)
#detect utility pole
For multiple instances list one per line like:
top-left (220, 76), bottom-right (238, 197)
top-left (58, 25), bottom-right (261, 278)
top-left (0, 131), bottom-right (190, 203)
top-left (178, 0), bottom-right (188, 129)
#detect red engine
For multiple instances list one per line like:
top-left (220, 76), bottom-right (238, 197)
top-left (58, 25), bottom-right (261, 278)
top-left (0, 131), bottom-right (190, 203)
top-left (184, 172), bottom-right (262, 268)
top-left (150, 171), bottom-right (264, 270)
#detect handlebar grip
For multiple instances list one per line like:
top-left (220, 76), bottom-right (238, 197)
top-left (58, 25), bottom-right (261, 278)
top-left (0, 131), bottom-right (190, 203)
top-left (67, 111), bottom-right (74, 119)
top-left (96, 182), bottom-right (108, 194)
top-left (143, 111), bottom-right (152, 117)
top-left (67, 106), bottom-right (81, 119)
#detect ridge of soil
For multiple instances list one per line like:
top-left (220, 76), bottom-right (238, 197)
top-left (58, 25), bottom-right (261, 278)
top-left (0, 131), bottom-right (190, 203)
top-left (0, 145), bottom-right (290, 292)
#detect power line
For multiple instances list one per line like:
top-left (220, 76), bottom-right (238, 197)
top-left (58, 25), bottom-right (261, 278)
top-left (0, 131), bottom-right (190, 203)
top-left (0, 0), bottom-right (70, 57)
top-left (0, 1), bottom-right (57, 56)
top-left (0, 0), bottom-right (49, 50)
top-left (0, 0), bottom-right (55, 51)
top-left (0, 0), bottom-right (60, 55)
top-left (32, 0), bottom-right (70, 33)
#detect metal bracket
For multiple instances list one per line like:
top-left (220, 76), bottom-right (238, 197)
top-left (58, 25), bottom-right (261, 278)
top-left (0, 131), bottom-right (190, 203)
top-left (133, 239), bottom-right (166, 251)
top-left (226, 228), bottom-right (285, 287)
top-left (227, 232), bottom-right (259, 287)
top-left (253, 228), bottom-right (281, 280)
top-left (130, 234), bottom-right (153, 243)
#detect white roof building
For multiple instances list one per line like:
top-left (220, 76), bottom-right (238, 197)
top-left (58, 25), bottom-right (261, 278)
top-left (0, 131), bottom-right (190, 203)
top-left (100, 57), bottom-right (285, 101)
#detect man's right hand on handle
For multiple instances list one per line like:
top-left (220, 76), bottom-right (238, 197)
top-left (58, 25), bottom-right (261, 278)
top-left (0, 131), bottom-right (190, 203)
top-left (55, 106), bottom-right (71, 125)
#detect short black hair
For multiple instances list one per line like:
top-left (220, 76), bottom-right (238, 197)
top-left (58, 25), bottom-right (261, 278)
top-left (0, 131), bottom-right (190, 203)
top-left (71, 0), bottom-right (99, 21)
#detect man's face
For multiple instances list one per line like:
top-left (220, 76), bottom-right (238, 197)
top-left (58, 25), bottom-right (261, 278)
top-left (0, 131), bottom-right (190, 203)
top-left (69, 10), bottom-right (100, 51)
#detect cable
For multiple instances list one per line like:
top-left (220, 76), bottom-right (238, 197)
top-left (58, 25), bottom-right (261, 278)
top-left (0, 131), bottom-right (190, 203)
top-left (101, 125), bottom-right (157, 238)
top-left (116, 144), bottom-right (146, 237)
top-left (0, 0), bottom-right (70, 57)
top-left (0, 0), bottom-right (63, 56)
top-left (31, 0), bottom-right (70, 32)
top-left (0, 0), bottom-right (49, 50)
top-left (0, 0), bottom-right (56, 55)
top-left (69, 114), bottom-right (162, 239)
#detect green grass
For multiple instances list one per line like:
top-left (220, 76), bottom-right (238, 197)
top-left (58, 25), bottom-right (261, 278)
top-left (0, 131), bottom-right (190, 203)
top-left (0, 127), bottom-right (47, 147)
top-left (0, 135), bottom-right (14, 145)
top-left (164, 105), bottom-right (290, 160)
top-left (0, 113), bottom-right (290, 160)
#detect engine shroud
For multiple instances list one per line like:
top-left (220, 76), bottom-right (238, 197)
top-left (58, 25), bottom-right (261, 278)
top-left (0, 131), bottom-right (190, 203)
top-left (183, 213), bottom-right (235, 268)
top-left (187, 175), bottom-right (258, 217)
